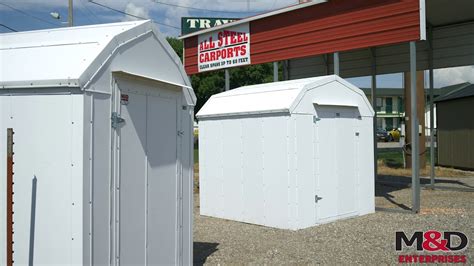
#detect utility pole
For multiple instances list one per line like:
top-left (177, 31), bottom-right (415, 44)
top-left (68, 0), bottom-right (73, 27)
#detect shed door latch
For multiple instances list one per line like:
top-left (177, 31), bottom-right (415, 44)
top-left (111, 112), bottom-right (125, 129)
top-left (315, 195), bottom-right (323, 203)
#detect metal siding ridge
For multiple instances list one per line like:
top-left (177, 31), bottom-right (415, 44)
top-left (251, 15), bottom-right (420, 53)
top-left (251, 4), bottom-right (418, 43)
top-left (252, 26), bottom-right (420, 57)
top-left (251, 0), bottom-right (417, 33)
top-left (250, 27), bottom-right (420, 64)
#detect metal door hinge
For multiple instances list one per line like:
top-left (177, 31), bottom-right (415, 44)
top-left (313, 116), bottom-right (321, 123)
top-left (111, 112), bottom-right (125, 129)
top-left (177, 130), bottom-right (184, 136)
top-left (315, 195), bottom-right (323, 203)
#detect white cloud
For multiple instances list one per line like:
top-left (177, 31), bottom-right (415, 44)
top-left (123, 2), bottom-right (149, 21)
top-left (162, 0), bottom-right (191, 33)
top-left (0, 0), bottom-right (299, 35)
top-left (434, 66), bottom-right (474, 87)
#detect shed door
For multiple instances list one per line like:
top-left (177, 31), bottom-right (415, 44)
top-left (114, 78), bottom-right (179, 265)
top-left (315, 106), bottom-right (358, 223)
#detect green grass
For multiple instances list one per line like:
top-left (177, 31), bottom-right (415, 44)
top-left (377, 148), bottom-right (434, 168)
top-left (194, 147), bottom-right (199, 164)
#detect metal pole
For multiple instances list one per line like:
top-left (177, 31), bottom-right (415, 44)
top-left (428, 27), bottom-right (435, 188)
top-left (273, 62), bottom-right (278, 82)
top-left (370, 48), bottom-right (378, 183)
top-left (224, 69), bottom-right (230, 91)
top-left (334, 52), bottom-right (340, 75)
top-left (410, 41), bottom-right (420, 213)
top-left (6, 128), bottom-right (14, 266)
top-left (323, 54), bottom-right (329, 75)
top-left (283, 60), bottom-right (288, 81)
top-left (68, 0), bottom-right (73, 27)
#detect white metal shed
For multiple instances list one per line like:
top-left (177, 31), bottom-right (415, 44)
top-left (197, 75), bottom-right (375, 230)
top-left (0, 21), bottom-right (196, 265)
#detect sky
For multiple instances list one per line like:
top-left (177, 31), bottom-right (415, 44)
top-left (0, 0), bottom-right (472, 88)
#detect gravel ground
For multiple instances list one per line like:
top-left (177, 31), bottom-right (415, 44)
top-left (193, 175), bottom-right (474, 264)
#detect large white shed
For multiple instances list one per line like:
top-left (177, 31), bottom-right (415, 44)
top-left (197, 75), bottom-right (375, 230)
top-left (0, 21), bottom-right (195, 265)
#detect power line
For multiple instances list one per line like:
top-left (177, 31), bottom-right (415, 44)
top-left (151, 0), bottom-right (264, 14)
top-left (89, 1), bottom-right (180, 29)
top-left (0, 2), bottom-right (61, 27)
top-left (75, 0), bottom-right (95, 24)
top-left (0, 23), bottom-right (18, 32)
top-left (81, 0), bottom-right (102, 23)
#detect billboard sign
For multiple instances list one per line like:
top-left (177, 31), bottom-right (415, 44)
top-left (197, 23), bottom-right (251, 72)
top-left (181, 17), bottom-right (238, 35)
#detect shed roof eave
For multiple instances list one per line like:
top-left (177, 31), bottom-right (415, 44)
top-left (112, 70), bottom-right (196, 106)
top-left (0, 78), bottom-right (81, 89)
top-left (196, 108), bottom-right (290, 119)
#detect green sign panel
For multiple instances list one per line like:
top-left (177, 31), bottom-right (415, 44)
top-left (181, 17), bottom-right (238, 35)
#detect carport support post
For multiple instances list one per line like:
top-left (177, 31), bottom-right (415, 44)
top-left (428, 26), bottom-right (435, 188)
top-left (410, 41), bottom-right (420, 213)
top-left (334, 52), bottom-right (340, 75)
top-left (225, 69), bottom-right (230, 91)
top-left (273, 62), bottom-right (279, 82)
top-left (370, 48), bottom-right (378, 182)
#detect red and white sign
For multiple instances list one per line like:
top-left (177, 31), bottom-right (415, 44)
top-left (198, 23), bottom-right (250, 72)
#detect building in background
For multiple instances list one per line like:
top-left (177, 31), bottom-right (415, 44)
top-left (362, 84), bottom-right (463, 132)
top-left (435, 83), bottom-right (474, 170)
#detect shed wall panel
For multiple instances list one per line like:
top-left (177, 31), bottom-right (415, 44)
top-left (146, 94), bottom-right (179, 265)
top-left (294, 115), bottom-right (316, 229)
top-left (199, 120), bottom-right (224, 217)
top-left (180, 106), bottom-right (194, 266)
top-left (118, 91), bottom-right (147, 265)
top-left (241, 118), bottom-right (265, 224)
top-left (357, 117), bottom-right (375, 215)
top-left (221, 120), bottom-right (244, 220)
top-left (82, 93), bottom-right (93, 266)
top-left (0, 94), bottom-right (84, 265)
top-left (334, 109), bottom-right (358, 217)
top-left (314, 107), bottom-right (337, 223)
top-left (262, 116), bottom-right (291, 228)
top-left (91, 93), bottom-right (112, 265)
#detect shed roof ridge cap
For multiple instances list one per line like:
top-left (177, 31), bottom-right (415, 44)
top-left (213, 87), bottom-right (302, 98)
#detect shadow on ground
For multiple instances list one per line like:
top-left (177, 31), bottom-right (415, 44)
top-left (194, 242), bottom-right (219, 265)
top-left (376, 175), bottom-right (474, 211)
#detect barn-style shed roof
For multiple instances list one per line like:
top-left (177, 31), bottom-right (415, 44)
top-left (0, 21), bottom-right (193, 100)
top-left (197, 75), bottom-right (374, 118)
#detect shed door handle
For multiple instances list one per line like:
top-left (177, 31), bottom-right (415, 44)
top-left (315, 195), bottom-right (323, 203)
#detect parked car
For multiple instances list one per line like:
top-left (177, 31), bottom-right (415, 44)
top-left (376, 128), bottom-right (390, 142)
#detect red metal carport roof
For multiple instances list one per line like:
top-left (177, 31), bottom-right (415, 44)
top-left (180, 0), bottom-right (425, 75)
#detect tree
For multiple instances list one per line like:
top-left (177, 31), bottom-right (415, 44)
top-left (166, 37), bottom-right (278, 113)
top-left (166, 37), bottom-right (183, 61)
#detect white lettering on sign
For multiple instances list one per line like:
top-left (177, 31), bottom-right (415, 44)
top-left (198, 23), bottom-right (250, 72)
